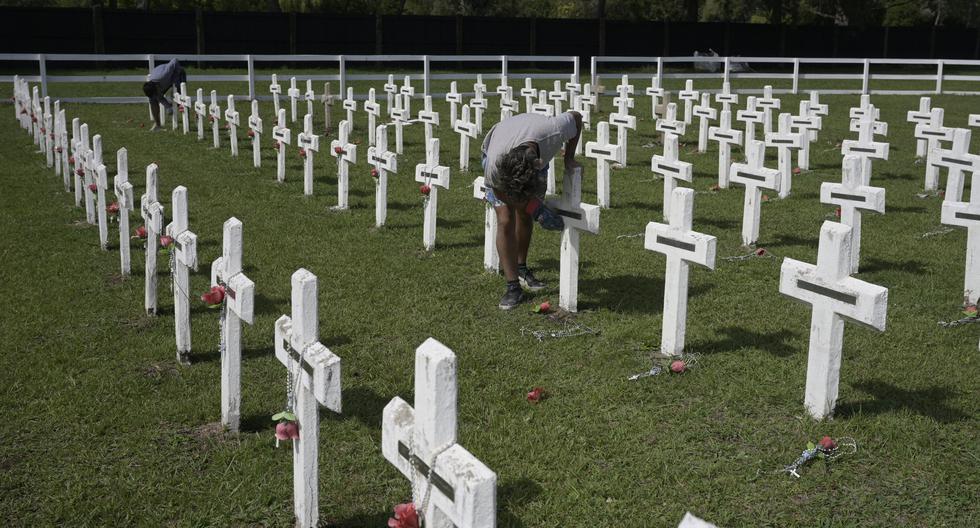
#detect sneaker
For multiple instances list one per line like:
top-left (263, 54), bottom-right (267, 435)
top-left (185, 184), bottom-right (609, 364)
top-left (531, 201), bottom-right (564, 231)
top-left (498, 287), bottom-right (525, 310)
top-left (150, 123), bottom-right (162, 131)
top-left (518, 268), bottom-right (546, 291)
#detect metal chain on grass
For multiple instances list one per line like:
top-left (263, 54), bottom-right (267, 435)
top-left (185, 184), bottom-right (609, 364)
top-left (628, 350), bottom-right (702, 381)
top-left (520, 312), bottom-right (599, 341)
top-left (938, 315), bottom-right (980, 328)
top-left (616, 232), bottom-right (644, 240)
top-left (920, 227), bottom-right (953, 238)
top-left (782, 437), bottom-right (858, 478)
top-left (722, 247), bottom-right (777, 262)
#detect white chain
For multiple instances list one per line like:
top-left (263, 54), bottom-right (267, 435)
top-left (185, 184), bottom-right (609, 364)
top-left (411, 442), bottom-right (453, 525)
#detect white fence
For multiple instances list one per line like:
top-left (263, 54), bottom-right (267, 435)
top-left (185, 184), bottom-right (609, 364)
top-left (0, 53), bottom-right (579, 103)
top-left (592, 56), bottom-right (980, 96)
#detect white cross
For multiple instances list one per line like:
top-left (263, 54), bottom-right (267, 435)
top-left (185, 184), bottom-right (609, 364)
top-left (42, 96), bottom-right (54, 168)
top-left (756, 85), bottom-right (782, 136)
top-left (166, 185), bottom-right (198, 365)
top-left (565, 73), bottom-right (581, 104)
top-left (417, 95), bottom-right (440, 150)
top-left (400, 75), bottom-right (415, 116)
top-left (368, 124), bottom-right (398, 228)
top-left (644, 187), bottom-right (716, 356)
top-left (549, 79), bottom-right (567, 115)
top-left (391, 93), bottom-right (411, 155)
top-left (610, 89), bottom-right (636, 167)
top-left (470, 87), bottom-right (488, 136)
top-left (736, 95), bottom-right (764, 147)
top-left (342, 87), bottom-right (357, 132)
top-left (272, 108), bottom-right (292, 183)
top-left (678, 512), bottom-right (720, 528)
top-left (287, 77), bottom-right (300, 123)
top-left (708, 109), bottom-right (743, 189)
top-left (969, 113), bottom-right (979, 128)
top-left (914, 107), bottom-right (954, 191)
top-left (70, 118), bottom-right (83, 207)
top-left (941, 171), bottom-right (980, 306)
top-left (652, 133), bottom-right (693, 221)
top-left (209, 90), bottom-right (221, 148)
top-left (820, 155), bottom-right (886, 274)
top-left (304, 79), bottom-right (315, 119)
top-left (645, 76), bottom-right (665, 120)
top-left (730, 139), bottom-right (780, 246)
top-left (31, 86), bottom-right (42, 145)
top-left (141, 163), bottom-right (165, 315)
top-left (848, 94), bottom-right (878, 122)
top-left (579, 83), bottom-right (598, 125)
top-left (320, 82), bottom-right (335, 133)
top-left (472, 176), bottom-right (499, 273)
top-left (274, 268), bottom-right (342, 528)
top-left (530, 89), bottom-right (554, 117)
top-left (495, 74), bottom-right (510, 98)
top-left (175, 82), bottom-right (191, 134)
top-left (587, 121), bottom-right (625, 209)
top-left (454, 104), bottom-right (478, 172)
top-left (329, 119), bottom-right (357, 210)
top-left (114, 147), bottom-right (133, 276)
top-left (779, 221), bottom-right (888, 420)
top-left (692, 93), bottom-right (717, 153)
top-left (472, 74), bottom-right (486, 99)
top-left (416, 137), bottom-right (451, 251)
top-left (210, 217), bottom-right (255, 432)
top-left (807, 91), bottom-right (829, 141)
top-left (382, 338), bottom-right (497, 528)
top-left (384, 74), bottom-right (398, 117)
top-left (520, 77), bottom-right (536, 114)
top-left (364, 88), bottom-right (381, 146)
top-left (445, 81), bottom-right (462, 131)
top-left (80, 125), bottom-right (97, 224)
top-left (194, 88), bottom-right (206, 140)
top-left (656, 102), bottom-right (687, 138)
top-left (546, 167), bottom-right (600, 312)
top-left (765, 113), bottom-right (803, 198)
top-left (297, 113), bottom-right (320, 196)
top-left (715, 81), bottom-right (739, 114)
top-left (790, 100), bottom-right (822, 171)
top-left (247, 99), bottom-right (263, 168)
top-left (269, 73), bottom-right (282, 116)
top-left (57, 107), bottom-right (70, 190)
top-left (91, 134), bottom-right (109, 250)
top-left (499, 87), bottom-right (519, 121)
top-left (931, 128), bottom-right (978, 202)
top-left (678, 79), bottom-right (699, 125)
top-left (847, 110), bottom-right (887, 138)
top-left (224, 95), bottom-right (240, 158)
top-left (841, 107), bottom-right (889, 185)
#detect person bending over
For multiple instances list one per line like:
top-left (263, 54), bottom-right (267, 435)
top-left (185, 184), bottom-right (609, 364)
top-left (481, 110), bottom-right (583, 310)
top-left (142, 58), bottom-right (186, 131)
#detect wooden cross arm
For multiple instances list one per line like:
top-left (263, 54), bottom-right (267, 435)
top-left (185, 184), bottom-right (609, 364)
top-left (212, 259), bottom-right (256, 324)
top-left (415, 164), bottom-right (451, 189)
top-left (778, 258), bottom-right (888, 331)
top-left (644, 222), bottom-right (717, 270)
top-left (941, 201), bottom-right (980, 229)
top-left (841, 140), bottom-right (889, 160)
top-left (274, 317), bottom-right (343, 412)
top-left (367, 147), bottom-right (397, 173)
top-left (165, 225), bottom-right (198, 270)
top-left (114, 179), bottom-right (134, 208)
top-left (585, 141), bottom-right (624, 164)
top-left (930, 149), bottom-right (980, 173)
top-left (819, 182), bottom-right (886, 214)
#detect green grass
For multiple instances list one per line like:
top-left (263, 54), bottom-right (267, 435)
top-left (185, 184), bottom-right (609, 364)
top-left (0, 82), bottom-right (978, 527)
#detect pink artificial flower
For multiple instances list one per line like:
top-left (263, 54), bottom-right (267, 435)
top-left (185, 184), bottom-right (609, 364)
top-left (387, 502), bottom-right (419, 528)
top-left (818, 436), bottom-right (837, 451)
top-left (527, 387), bottom-right (544, 403)
top-left (670, 360), bottom-right (686, 373)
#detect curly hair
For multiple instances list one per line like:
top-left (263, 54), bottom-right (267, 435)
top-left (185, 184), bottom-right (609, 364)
top-left (496, 145), bottom-right (543, 202)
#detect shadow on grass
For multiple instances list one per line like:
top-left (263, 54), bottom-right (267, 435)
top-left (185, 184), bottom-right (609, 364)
top-left (253, 292), bottom-right (287, 316)
top-left (859, 256), bottom-right (928, 275)
top-left (192, 344), bottom-right (273, 365)
top-left (438, 235), bottom-right (484, 251)
top-left (323, 386), bottom-right (391, 431)
top-left (698, 216), bottom-right (739, 230)
top-left (887, 204), bottom-right (928, 214)
top-left (498, 476), bottom-right (544, 527)
top-left (325, 510), bottom-right (392, 527)
top-left (693, 326), bottom-right (800, 357)
top-left (881, 171), bottom-right (917, 181)
top-left (837, 380), bottom-right (969, 423)
top-left (578, 275), bottom-right (713, 315)
top-left (766, 232), bottom-right (818, 249)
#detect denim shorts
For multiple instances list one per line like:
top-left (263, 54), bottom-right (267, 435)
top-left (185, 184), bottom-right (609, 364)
top-left (481, 152), bottom-right (548, 207)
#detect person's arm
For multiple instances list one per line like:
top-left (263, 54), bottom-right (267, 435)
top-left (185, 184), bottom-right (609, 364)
top-left (563, 111), bottom-right (583, 170)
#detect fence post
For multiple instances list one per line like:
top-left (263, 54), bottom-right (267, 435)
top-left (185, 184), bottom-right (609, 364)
top-left (792, 58), bottom-right (800, 94)
top-left (339, 55), bottom-right (346, 98)
top-left (147, 54), bottom-right (155, 73)
top-left (657, 56), bottom-right (664, 84)
top-left (247, 54), bottom-right (255, 101)
top-left (935, 60), bottom-right (944, 95)
top-left (572, 56), bottom-right (580, 83)
top-left (500, 55), bottom-right (507, 85)
top-left (723, 56), bottom-right (730, 85)
top-left (423, 55), bottom-right (430, 96)
top-left (590, 56), bottom-right (597, 88)
top-left (39, 54), bottom-right (48, 99)
top-left (861, 59), bottom-right (870, 95)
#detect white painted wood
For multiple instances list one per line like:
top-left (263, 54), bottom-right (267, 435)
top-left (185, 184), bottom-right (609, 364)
top-left (382, 338), bottom-right (497, 528)
top-left (730, 140), bottom-right (780, 246)
top-left (71, 118), bottom-right (83, 206)
top-left (549, 79), bottom-right (567, 115)
top-left (211, 217), bottom-right (255, 432)
top-left (472, 176), bottom-right (499, 273)
top-left (247, 99), bottom-right (262, 168)
top-left (304, 79), bottom-right (315, 120)
top-left (736, 95), bottom-right (764, 148)
top-left (454, 104), bottom-right (478, 173)
top-left (913, 107), bottom-right (954, 191)
top-left (645, 75), bottom-right (665, 119)
top-left (848, 94), bottom-right (879, 123)
top-left (166, 185), bottom-right (198, 365)
top-left (368, 124), bottom-right (398, 227)
top-left (941, 171), bottom-right (980, 305)
top-left (141, 163), bottom-right (165, 315)
top-left (807, 91), bottom-right (829, 141)
top-left (42, 96), bottom-right (53, 168)
top-left (320, 82), bottom-right (334, 133)
top-left (287, 76), bottom-right (300, 123)
top-left (565, 73), bottom-right (581, 106)
top-left (91, 134), bottom-right (109, 250)
top-left (842, 106), bottom-right (890, 185)
top-left (692, 93), bottom-right (717, 153)
top-left (756, 85), bottom-right (781, 136)
top-left (496, 74), bottom-right (510, 98)
top-left (269, 73), bottom-right (282, 116)
top-left (175, 82), bottom-right (191, 134)
top-left (272, 108), bottom-right (292, 183)
top-left (499, 87), bottom-right (519, 121)
top-left (765, 113), bottom-right (804, 198)
top-left (418, 95), bottom-right (440, 147)
top-left (58, 107), bottom-right (70, 189)
top-left (343, 87), bottom-right (357, 132)
top-left (445, 81), bottom-right (462, 130)
top-left (652, 133), bottom-right (693, 221)
top-left (329, 119), bottom-right (356, 210)
top-left (297, 113), bottom-right (321, 196)
top-left (401, 75), bottom-right (416, 117)
top-left (364, 88), bottom-right (380, 146)
top-left (609, 84), bottom-right (636, 167)
top-left (384, 74), bottom-right (398, 118)
top-left (821, 156), bottom-right (886, 273)
top-left (416, 138), bottom-right (452, 251)
top-left (274, 268), bottom-right (342, 528)
top-left (79, 123), bottom-right (95, 223)
top-left (930, 128), bottom-right (978, 202)
top-left (471, 81), bottom-right (488, 135)
top-left (114, 148), bottom-right (133, 276)
top-left (708, 109), bottom-right (743, 189)
top-left (715, 81), bottom-right (739, 113)
top-left (194, 88), bottom-right (206, 140)
top-left (790, 100), bottom-right (822, 170)
top-left (968, 113), bottom-right (979, 129)
top-left (678, 79), bottom-right (699, 125)
top-left (586, 121), bottom-right (624, 209)
top-left (779, 221), bottom-right (888, 420)
top-left (579, 83), bottom-right (598, 126)
top-left (391, 93), bottom-right (411, 155)
top-left (546, 167), bottom-right (600, 312)
top-left (520, 77), bottom-right (536, 115)
top-left (224, 94), bottom-right (240, 157)
top-left (644, 187), bottom-right (716, 356)
top-left (677, 512), bottom-right (720, 528)
top-left (209, 90), bottom-right (221, 148)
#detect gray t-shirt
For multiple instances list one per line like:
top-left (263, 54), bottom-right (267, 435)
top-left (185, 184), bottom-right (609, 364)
top-left (481, 112), bottom-right (578, 190)
top-left (148, 59), bottom-right (185, 93)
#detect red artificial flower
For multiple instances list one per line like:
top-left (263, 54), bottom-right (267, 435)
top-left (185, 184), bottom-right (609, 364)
top-left (761, 194), bottom-right (770, 202)
top-left (68, 155), bottom-right (74, 164)
top-left (275, 421), bottom-right (299, 441)
top-left (55, 146), bottom-right (62, 153)
top-left (387, 502), bottom-right (419, 528)
top-left (299, 148), bottom-right (306, 158)
top-left (107, 202), bottom-right (120, 215)
top-left (527, 387), bottom-right (544, 403)
top-left (792, 167), bottom-right (802, 175)
top-left (208, 115), bottom-right (215, 122)
top-left (938, 190), bottom-right (946, 199)
top-left (200, 285), bottom-right (226, 307)
top-left (134, 225), bottom-right (147, 239)
top-left (75, 168), bottom-right (84, 177)
top-left (818, 435), bottom-right (837, 451)
top-left (371, 168), bottom-right (379, 178)
top-left (274, 141), bottom-right (280, 150)
top-left (835, 207), bottom-right (842, 218)
top-left (178, 105), bottom-right (185, 113)
top-left (538, 301), bottom-right (551, 313)
top-left (334, 146), bottom-right (344, 155)
top-left (754, 248), bottom-right (767, 257)
top-left (670, 360), bottom-right (686, 373)
top-left (88, 183), bottom-right (98, 192)
top-left (963, 304), bottom-right (978, 317)
top-left (247, 129), bottom-right (255, 138)
top-left (420, 184), bottom-right (431, 196)
top-left (40, 127), bottom-right (45, 133)
top-left (159, 235), bottom-right (174, 248)
top-left (709, 183), bottom-right (721, 192)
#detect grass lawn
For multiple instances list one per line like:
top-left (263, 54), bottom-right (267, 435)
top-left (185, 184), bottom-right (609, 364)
top-left (0, 78), bottom-right (977, 527)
